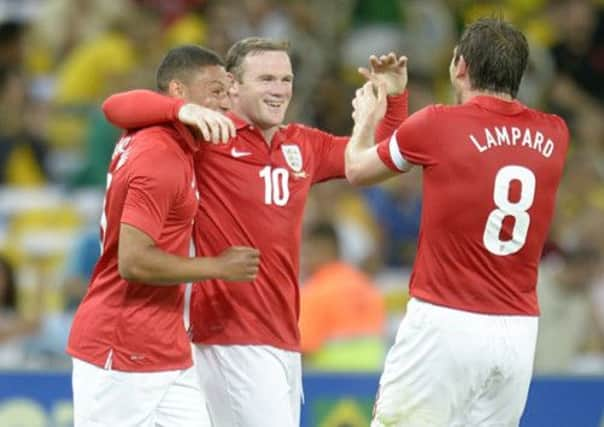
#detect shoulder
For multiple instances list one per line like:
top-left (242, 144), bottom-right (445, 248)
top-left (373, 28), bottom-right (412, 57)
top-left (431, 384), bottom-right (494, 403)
top-left (129, 126), bottom-right (184, 160)
top-left (524, 108), bottom-right (569, 138)
top-left (283, 123), bottom-right (333, 140)
top-left (122, 127), bottom-right (188, 177)
top-left (406, 104), bottom-right (444, 122)
top-left (428, 103), bottom-right (470, 117)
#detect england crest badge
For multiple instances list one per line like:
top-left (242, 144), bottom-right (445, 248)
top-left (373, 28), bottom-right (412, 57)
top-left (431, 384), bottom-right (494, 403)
top-left (281, 144), bottom-right (303, 173)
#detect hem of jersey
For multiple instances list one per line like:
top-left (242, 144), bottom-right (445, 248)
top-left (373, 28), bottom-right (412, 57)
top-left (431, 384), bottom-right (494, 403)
top-left (411, 290), bottom-right (540, 316)
top-left (190, 336), bottom-right (301, 353)
top-left (66, 348), bottom-right (193, 372)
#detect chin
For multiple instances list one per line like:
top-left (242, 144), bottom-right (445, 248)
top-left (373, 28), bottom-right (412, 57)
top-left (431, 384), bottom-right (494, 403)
top-left (267, 113), bottom-right (286, 126)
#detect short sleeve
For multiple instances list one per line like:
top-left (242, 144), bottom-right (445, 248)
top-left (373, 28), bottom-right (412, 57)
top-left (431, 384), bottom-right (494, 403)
top-left (304, 127), bottom-right (347, 184)
top-left (377, 105), bottom-right (439, 171)
top-left (120, 142), bottom-right (182, 242)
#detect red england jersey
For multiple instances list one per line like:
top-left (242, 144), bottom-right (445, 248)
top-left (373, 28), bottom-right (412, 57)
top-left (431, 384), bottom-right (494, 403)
top-left (377, 96), bottom-right (569, 315)
top-left (67, 123), bottom-right (199, 371)
top-left (102, 90), bottom-right (407, 350)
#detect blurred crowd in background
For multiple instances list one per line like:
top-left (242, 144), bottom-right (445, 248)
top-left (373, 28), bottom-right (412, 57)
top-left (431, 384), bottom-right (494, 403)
top-left (0, 0), bottom-right (602, 375)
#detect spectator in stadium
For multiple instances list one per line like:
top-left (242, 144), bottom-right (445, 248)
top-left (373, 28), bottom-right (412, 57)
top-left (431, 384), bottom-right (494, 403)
top-left (0, 255), bottom-right (40, 343)
top-left (101, 37), bottom-right (408, 427)
top-left (66, 45), bottom-right (260, 427)
top-left (0, 66), bottom-right (51, 186)
top-left (346, 17), bottom-right (569, 426)
top-left (299, 220), bottom-right (386, 371)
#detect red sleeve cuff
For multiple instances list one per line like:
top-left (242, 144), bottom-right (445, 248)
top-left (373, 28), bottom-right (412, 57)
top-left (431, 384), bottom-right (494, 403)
top-left (169, 98), bottom-right (186, 122)
top-left (376, 137), bottom-right (400, 172)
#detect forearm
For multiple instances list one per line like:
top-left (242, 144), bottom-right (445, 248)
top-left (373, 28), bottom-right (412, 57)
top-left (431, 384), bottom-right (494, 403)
top-left (119, 247), bottom-right (223, 285)
top-left (346, 119), bottom-right (378, 184)
top-left (102, 90), bottom-right (184, 129)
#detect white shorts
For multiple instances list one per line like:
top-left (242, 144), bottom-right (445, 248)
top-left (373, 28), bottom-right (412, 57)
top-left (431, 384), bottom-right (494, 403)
top-left (72, 355), bottom-right (210, 427)
top-left (372, 298), bottom-right (538, 427)
top-left (194, 344), bottom-right (303, 427)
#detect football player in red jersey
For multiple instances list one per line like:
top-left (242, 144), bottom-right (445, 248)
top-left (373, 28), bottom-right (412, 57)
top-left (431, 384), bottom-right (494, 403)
top-left (67, 46), bottom-right (260, 427)
top-left (101, 38), bottom-right (408, 427)
top-left (346, 18), bottom-right (569, 427)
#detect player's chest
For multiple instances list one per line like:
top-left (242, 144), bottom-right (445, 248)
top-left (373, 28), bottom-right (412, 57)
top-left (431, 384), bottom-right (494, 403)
top-left (197, 138), bottom-right (313, 208)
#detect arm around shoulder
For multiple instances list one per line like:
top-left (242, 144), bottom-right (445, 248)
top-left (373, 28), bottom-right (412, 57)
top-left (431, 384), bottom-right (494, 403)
top-left (102, 90), bottom-right (185, 130)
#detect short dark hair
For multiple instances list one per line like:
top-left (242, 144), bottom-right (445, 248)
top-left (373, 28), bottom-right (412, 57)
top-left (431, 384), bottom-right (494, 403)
top-left (225, 37), bottom-right (289, 81)
top-left (156, 45), bottom-right (224, 92)
top-left (455, 17), bottom-right (529, 98)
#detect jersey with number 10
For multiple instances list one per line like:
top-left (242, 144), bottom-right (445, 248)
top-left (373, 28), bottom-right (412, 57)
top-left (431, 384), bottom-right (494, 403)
top-left (377, 96), bottom-right (569, 315)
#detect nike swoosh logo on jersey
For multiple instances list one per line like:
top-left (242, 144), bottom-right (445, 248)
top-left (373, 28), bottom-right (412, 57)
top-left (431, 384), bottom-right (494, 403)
top-left (230, 148), bottom-right (252, 158)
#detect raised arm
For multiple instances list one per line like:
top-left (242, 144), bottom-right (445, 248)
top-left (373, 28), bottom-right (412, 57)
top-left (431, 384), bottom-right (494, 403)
top-left (311, 54), bottom-right (409, 183)
top-left (346, 82), bottom-right (407, 186)
top-left (362, 53), bottom-right (409, 140)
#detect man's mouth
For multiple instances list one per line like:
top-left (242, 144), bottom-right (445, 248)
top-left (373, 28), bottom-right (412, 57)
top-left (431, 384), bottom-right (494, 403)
top-left (264, 100), bottom-right (283, 109)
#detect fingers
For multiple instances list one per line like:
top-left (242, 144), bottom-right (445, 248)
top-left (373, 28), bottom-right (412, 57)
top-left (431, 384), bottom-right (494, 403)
top-left (231, 246), bottom-right (261, 281)
top-left (226, 117), bottom-right (236, 140)
top-left (216, 115), bottom-right (235, 143)
top-left (231, 246), bottom-right (261, 263)
top-left (366, 52), bottom-right (406, 73)
top-left (358, 67), bottom-right (371, 81)
top-left (195, 119), bottom-right (212, 141)
top-left (231, 246), bottom-right (260, 255)
top-left (178, 104), bottom-right (236, 144)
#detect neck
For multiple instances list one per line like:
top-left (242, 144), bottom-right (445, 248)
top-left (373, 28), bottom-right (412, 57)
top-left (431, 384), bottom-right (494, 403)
top-left (233, 107), bottom-right (279, 144)
top-left (461, 89), bottom-right (514, 104)
top-left (260, 127), bottom-right (279, 144)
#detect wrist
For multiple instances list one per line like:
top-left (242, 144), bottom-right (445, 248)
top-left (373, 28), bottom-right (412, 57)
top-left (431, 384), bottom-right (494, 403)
top-left (387, 89), bottom-right (408, 101)
top-left (194, 256), bottom-right (223, 281)
top-left (353, 118), bottom-right (378, 139)
top-left (173, 99), bottom-right (189, 122)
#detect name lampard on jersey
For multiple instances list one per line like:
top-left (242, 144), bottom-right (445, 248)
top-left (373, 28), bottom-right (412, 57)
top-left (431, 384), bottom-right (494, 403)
top-left (469, 126), bottom-right (555, 158)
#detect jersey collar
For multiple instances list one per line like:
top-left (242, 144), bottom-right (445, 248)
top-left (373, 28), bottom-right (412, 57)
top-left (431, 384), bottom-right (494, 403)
top-left (226, 112), bottom-right (290, 147)
top-left (172, 122), bottom-right (200, 153)
top-left (227, 112), bottom-right (252, 130)
top-left (468, 95), bottom-right (526, 115)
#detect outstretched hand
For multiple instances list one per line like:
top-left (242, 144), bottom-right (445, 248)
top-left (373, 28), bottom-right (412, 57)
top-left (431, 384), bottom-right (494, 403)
top-left (358, 53), bottom-right (408, 96)
top-left (178, 103), bottom-right (236, 143)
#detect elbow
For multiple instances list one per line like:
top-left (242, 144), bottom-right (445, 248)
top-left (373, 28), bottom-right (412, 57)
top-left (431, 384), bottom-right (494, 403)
top-left (344, 151), bottom-right (364, 187)
top-left (345, 161), bottom-right (371, 187)
top-left (345, 164), bottom-right (363, 186)
top-left (101, 98), bottom-right (115, 123)
top-left (118, 255), bottom-right (147, 282)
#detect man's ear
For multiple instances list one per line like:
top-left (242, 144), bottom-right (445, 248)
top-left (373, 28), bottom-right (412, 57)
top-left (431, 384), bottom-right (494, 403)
top-left (228, 74), bottom-right (240, 97)
top-left (167, 80), bottom-right (186, 98)
top-left (455, 55), bottom-right (468, 80)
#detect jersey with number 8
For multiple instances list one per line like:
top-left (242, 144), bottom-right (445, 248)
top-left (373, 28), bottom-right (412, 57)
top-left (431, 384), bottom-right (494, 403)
top-left (377, 96), bottom-right (569, 315)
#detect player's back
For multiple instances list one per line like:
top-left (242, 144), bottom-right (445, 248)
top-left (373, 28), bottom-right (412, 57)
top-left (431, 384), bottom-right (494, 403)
top-left (409, 96), bottom-right (568, 315)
